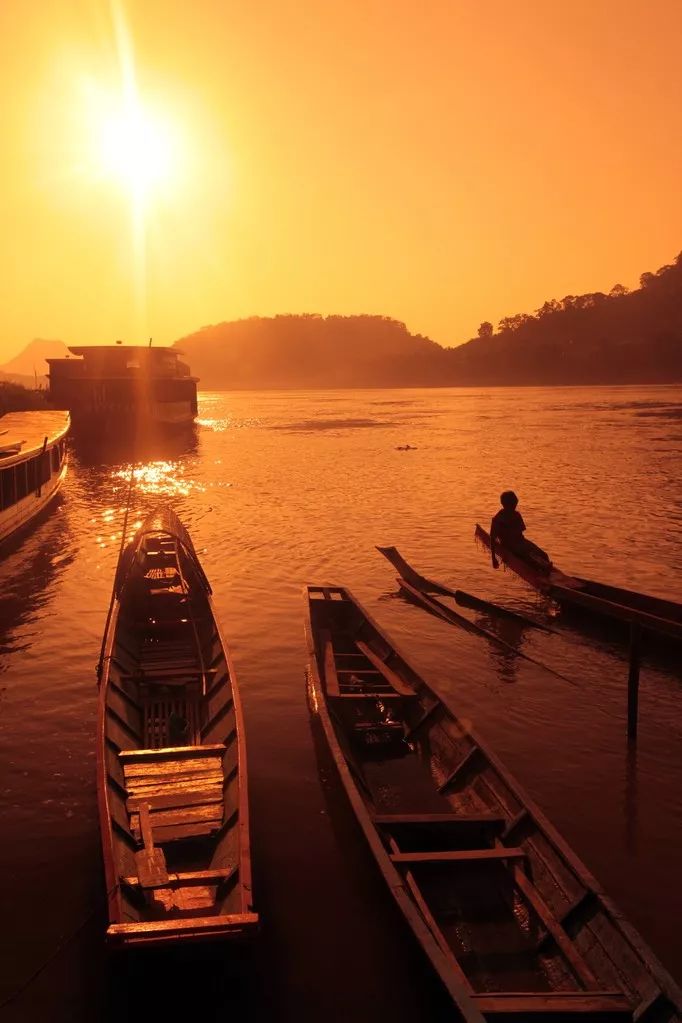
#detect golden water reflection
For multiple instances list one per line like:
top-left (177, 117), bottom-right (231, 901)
top-left (84, 462), bottom-right (207, 551)
top-left (111, 459), bottom-right (203, 498)
top-left (196, 416), bottom-right (262, 431)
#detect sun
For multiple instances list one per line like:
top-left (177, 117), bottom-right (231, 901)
top-left (98, 102), bottom-right (176, 199)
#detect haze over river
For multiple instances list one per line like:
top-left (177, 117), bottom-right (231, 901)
top-left (1, 385), bottom-right (681, 1021)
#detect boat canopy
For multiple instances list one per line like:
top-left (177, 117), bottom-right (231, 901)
top-left (0, 411), bottom-right (70, 465)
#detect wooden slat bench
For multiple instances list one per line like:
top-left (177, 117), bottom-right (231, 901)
top-left (471, 991), bottom-right (632, 1020)
top-left (390, 848), bottom-right (526, 865)
top-left (120, 744), bottom-right (226, 845)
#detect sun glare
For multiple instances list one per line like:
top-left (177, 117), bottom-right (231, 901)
top-left (98, 103), bottom-right (176, 198)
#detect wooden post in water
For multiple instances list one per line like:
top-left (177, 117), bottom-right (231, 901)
top-left (627, 624), bottom-right (641, 742)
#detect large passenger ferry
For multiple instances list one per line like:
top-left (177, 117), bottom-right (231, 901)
top-left (0, 410), bottom-right (70, 545)
top-left (47, 345), bottom-right (198, 435)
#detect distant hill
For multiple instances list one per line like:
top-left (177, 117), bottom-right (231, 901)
top-left (176, 315), bottom-right (447, 388)
top-left (447, 252), bottom-right (682, 385)
top-left (0, 338), bottom-right (69, 385)
top-left (175, 253), bottom-right (682, 388)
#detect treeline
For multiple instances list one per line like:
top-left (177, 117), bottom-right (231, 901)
top-left (452, 251), bottom-right (682, 384)
top-left (176, 253), bottom-right (682, 387)
top-left (176, 314), bottom-right (446, 387)
top-left (0, 381), bottom-right (51, 415)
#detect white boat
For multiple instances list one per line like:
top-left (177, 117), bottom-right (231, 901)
top-left (0, 410), bottom-right (70, 545)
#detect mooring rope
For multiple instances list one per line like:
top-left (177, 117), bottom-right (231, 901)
top-left (96, 456), bottom-right (137, 683)
top-left (0, 883), bottom-right (119, 1012)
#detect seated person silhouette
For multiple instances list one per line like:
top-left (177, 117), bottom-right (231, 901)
top-left (490, 491), bottom-right (552, 573)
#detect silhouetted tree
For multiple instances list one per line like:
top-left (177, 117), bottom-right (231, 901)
top-left (477, 321), bottom-right (494, 338)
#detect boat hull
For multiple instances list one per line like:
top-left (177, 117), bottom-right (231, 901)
top-left (97, 509), bottom-right (256, 948)
top-left (305, 585), bottom-right (682, 1021)
top-left (0, 461), bottom-right (67, 544)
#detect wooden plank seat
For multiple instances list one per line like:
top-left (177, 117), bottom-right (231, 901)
top-left (142, 639), bottom-right (194, 649)
top-left (390, 847), bottom-right (526, 865)
top-left (122, 673), bottom-right (210, 694)
top-left (374, 813), bottom-right (507, 830)
top-left (140, 647), bottom-right (196, 657)
top-left (120, 744), bottom-right (226, 844)
top-left (121, 865), bottom-right (238, 891)
top-left (139, 655), bottom-right (199, 668)
top-left (126, 667), bottom-right (214, 683)
top-left (471, 991), bottom-right (632, 1020)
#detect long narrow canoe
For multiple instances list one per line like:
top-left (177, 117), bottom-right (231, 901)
top-left (305, 585), bottom-right (682, 1022)
top-left (97, 508), bottom-right (257, 947)
top-left (375, 547), bottom-right (577, 685)
top-left (377, 545), bottom-right (548, 630)
top-left (475, 524), bottom-right (682, 646)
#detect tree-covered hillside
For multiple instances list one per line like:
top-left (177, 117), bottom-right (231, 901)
top-left (174, 253), bottom-right (682, 387)
top-left (449, 253), bottom-right (682, 384)
top-left (176, 314), bottom-right (447, 387)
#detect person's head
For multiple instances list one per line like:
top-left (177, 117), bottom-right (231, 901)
top-left (500, 490), bottom-right (518, 510)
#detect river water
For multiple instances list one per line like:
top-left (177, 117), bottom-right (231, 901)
top-left (1, 385), bottom-right (681, 1021)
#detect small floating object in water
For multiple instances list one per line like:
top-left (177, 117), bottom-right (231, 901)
top-left (395, 444), bottom-right (417, 451)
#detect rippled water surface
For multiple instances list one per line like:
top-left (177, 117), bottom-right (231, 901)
top-left (1, 385), bottom-right (681, 1020)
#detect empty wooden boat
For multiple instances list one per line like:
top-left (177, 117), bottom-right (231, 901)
top-left (97, 508), bottom-right (256, 947)
top-left (377, 545), bottom-right (549, 632)
top-left (475, 524), bottom-right (682, 647)
top-left (305, 585), bottom-right (682, 1022)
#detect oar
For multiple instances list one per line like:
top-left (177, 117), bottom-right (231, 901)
top-left (454, 589), bottom-right (553, 633)
top-left (376, 544), bottom-right (553, 632)
top-left (397, 578), bottom-right (580, 687)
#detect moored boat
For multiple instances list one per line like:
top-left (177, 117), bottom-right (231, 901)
top-left (475, 524), bottom-right (682, 645)
top-left (0, 410), bottom-right (69, 545)
top-left (47, 344), bottom-right (198, 435)
top-left (97, 508), bottom-right (256, 947)
top-left (305, 585), bottom-right (682, 1021)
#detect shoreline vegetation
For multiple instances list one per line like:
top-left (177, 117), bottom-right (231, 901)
top-left (177, 252), bottom-right (681, 388)
top-left (2, 252), bottom-right (680, 395)
top-left (0, 381), bottom-right (50, 415)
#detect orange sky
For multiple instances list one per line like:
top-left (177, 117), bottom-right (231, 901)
top-left (1, 0), bottom-right (681, 362)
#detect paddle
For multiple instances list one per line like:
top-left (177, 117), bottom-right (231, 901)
top-left (135, 804), bottom-right (169, 889)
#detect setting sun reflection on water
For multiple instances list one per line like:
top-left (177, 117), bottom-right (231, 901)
top-left (111, 459), bottom-right (202, 498)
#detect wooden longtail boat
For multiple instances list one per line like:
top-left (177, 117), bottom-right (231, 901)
top-left (475, 524), bottom-right (682, 646)
top-left (375, 546), bottom-right (577, 685)
top-left (377, 545), bottom-right (549, 631)
top-left (305, 585), bottom-right (682, 1022)
top-left (97, 508), bottom-right (256, 947)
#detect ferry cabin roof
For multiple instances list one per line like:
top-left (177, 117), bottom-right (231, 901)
top-left (47, 346), bottom-right (196, 381)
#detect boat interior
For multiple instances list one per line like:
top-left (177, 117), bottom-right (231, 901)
top-left (309, 587), bottom-right (676, 1022)
top-left (100, 520), bottom-right (251, 941)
